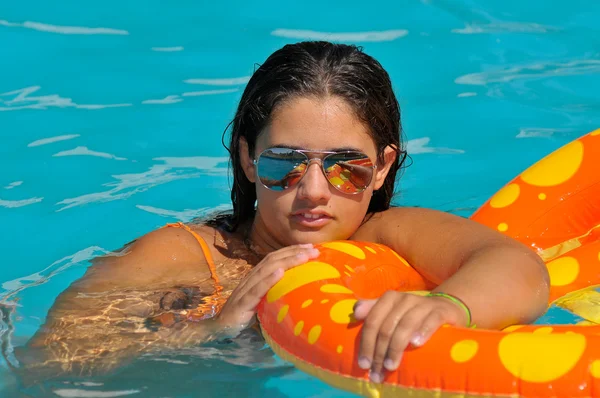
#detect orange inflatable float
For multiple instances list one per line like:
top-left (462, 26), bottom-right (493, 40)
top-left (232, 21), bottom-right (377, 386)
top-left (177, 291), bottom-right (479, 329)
top-left (257, 128), bottom-right (600, 397)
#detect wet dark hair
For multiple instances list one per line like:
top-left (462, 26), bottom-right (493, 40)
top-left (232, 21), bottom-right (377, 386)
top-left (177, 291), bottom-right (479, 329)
top-left (209, 41), bottom-right (407, 232)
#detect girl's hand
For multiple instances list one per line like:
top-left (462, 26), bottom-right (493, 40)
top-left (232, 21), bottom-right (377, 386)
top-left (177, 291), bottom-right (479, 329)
top-left (216, 244), bottom-right (320, 332)
top-left (353, 292), bottom-right (469, 383)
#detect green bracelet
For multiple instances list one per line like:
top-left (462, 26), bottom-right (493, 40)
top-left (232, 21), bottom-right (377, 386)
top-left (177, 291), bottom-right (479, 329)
top-left (427, 292), bottom-right (475, 328)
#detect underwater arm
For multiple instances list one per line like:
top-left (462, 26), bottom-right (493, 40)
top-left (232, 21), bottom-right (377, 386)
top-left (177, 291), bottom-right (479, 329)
top-left (17, 227), bottom-right (219, 379)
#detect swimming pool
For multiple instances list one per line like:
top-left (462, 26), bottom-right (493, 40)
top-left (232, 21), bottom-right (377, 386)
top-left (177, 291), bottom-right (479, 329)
top-left (1, 0), bottom-right (599, 396)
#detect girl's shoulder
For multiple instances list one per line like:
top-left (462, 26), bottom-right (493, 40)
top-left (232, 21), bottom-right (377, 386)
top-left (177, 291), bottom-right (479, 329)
top-left (79, 222), bottom-right (227, 290)
top-left (352, 206), bottom-right (451, 243)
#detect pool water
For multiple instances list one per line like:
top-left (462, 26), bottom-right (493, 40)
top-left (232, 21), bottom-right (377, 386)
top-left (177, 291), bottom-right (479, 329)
top-left (1, 0), bottom-right (599, 396)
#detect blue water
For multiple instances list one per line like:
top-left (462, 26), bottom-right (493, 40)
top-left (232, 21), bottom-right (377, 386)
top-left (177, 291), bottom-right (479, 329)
top-left (1, 0), bottom-right (599, 396)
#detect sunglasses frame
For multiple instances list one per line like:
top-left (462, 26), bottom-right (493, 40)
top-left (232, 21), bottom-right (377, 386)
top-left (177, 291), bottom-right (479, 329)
top-left (253, 147), bottom-right (377, 194)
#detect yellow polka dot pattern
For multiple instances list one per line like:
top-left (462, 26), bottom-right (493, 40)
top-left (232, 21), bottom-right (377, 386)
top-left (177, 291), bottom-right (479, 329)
top-left (267, 261), bottom-right (340, 303)
top-left (320, 284), bottom-right (353, 294)
top-left (546, 257), bottom-right (580, 286)
top-left (498, 223), bottom-right (508, 232)
top-left (330, 299), bottom-right (358, 324)
top-left (294, 321), bottom-right (304, 336)
top-left (337, 345), bottom-right (343, 354)
top-left (391, 250), bottom-right (411, 266)
top-left (538, 193), bottom-right (547, 200)
top-left (520, 141), bottom-right (584, 187)
top-left (450, 340), bottom-right (479, 363)
top-left (591, 360), bottom-right (600, 378)
top-left (301, 299), bottom-right (313, 309)
top-left (490, 183), bottom-right (520, 208)
top-left (308, 325), bottom-right (322, 345)
top-left (277, 305), bottom-right (289, 323)
top-left (502, 325), bottom-right (524, 332)
top-left (321, 242), bottom-right (366, 259)
top-left (498, 332), bottom-right (586, 383)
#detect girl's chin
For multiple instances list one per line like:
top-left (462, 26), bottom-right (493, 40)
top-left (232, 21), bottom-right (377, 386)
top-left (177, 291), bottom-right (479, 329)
top-left (285, 230), bottom-right (349, 246)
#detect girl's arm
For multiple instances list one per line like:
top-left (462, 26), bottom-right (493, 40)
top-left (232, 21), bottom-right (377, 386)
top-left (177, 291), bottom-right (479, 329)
top-left (357, 206), bottom-right (550, 327)
top-left (18, 227), bottom-right (218, 380)
top-left (351, 206), bottom-right (549, 382)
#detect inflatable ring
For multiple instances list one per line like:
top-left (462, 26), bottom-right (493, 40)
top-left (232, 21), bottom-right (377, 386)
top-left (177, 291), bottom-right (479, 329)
top-left (257, 128), bottom-right (600, 397)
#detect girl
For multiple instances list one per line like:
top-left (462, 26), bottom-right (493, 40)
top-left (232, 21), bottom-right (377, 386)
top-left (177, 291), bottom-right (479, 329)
top-left (22, 41), bottom-right (549, 384)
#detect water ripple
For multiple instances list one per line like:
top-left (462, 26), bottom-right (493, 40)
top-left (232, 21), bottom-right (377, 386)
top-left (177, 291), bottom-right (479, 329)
top-left (516, 127), bottom-right (574, 138)
top-left (0, 87), bottom-right (132, 111)
top-left (56, 156), bottom-right (228, 212)
top-left (28, 134), bottom-right (80, 147)
top-left (142, 95), bottom-right (183, 105)
top-left (455, 60), bottom-right (600, 85)
top-left (0, 197), bottom-right (43, 208)
top-left (4, 181), bottom-right (22, 190)
top-left (151, 46), bottom-right (184, 52)
top-left (1, 246), bottom-right (108, 301)
top-left (452, 22), bottom-right (559, 34)
top-left (53, 146), bottom-right (127, 161)
top-left (407, 137), bottom-right (465, 154)
top-left (271, 28), bottom-right (408, 42)
top-left (183, 77), bottom-right (250, 86)
top-left (136, 203), bottom-right (232, 222)
top-left (181, 88), bottom-right (239, 97)
top-left (0, 19), bottom-right (128, 35)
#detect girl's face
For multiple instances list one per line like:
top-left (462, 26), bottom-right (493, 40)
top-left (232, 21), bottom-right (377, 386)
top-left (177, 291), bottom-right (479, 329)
top-left (241, 96), bottom-right (395, 247)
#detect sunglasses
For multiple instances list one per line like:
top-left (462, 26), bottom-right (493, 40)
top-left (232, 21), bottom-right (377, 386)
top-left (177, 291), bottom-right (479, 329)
top-left (253, 147), bottom-right (376, 194)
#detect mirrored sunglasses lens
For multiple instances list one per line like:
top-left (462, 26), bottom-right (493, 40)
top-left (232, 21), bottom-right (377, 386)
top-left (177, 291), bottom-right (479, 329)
top-left (323, 152), bottom-right (374, 193)
top-left (257, 148), bottom-right (307, 191)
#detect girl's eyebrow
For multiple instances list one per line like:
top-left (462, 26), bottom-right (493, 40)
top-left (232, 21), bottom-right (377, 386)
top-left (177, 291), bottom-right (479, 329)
top-left (269, 144), bottom-right (366, 152)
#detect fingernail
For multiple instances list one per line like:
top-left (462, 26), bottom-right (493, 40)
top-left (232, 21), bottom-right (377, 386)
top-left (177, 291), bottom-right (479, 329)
top-left (383, 358), bottom-right (398, 371)
top-left (353, 300), bottom-right (363, 311)
top-left (358, 356), bottom-right (371, 369)
top-left (411, 333), bottom-right (424, 346)
top-left (369, 371), bottom-right (383, 383)
top-left (309, 248), bottom-right (320, 257)
top-left (299, 243), bottom-right (314, 248)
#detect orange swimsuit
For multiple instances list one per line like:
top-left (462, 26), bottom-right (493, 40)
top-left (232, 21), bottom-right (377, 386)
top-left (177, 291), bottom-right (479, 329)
top-left (161, 222), bottom-right (225, 321)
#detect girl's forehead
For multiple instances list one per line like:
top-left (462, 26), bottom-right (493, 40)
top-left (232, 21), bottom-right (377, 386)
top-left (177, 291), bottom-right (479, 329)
top-left (256, 97), bottom-right (377, 153)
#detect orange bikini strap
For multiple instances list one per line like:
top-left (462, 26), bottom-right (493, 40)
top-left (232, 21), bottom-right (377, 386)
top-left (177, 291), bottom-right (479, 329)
top-left (162, 222), bottom-right (222, 293)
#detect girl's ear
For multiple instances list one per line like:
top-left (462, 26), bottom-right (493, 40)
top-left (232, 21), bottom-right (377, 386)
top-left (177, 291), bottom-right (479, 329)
top-left (239, 137), bottom-right (256, 183)
top-left (372, 145), bottom-right (398, 190)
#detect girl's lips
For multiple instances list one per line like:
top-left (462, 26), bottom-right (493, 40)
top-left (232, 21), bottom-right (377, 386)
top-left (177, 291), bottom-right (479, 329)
top-left (291, 213), bottom-right (333, 227)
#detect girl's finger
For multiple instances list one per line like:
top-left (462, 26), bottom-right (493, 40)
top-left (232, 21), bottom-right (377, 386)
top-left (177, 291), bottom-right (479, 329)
top-left (381, 306), bottom-right (427, 372)
top-left (409, 309), bottom-right (447, 348)
top-left (235, 249), bottom-right (318, 300)
top-left (369, 297), bottom-right (419, 381)
top-left (352, 299), bottom-right (377, 320)
top-left (239, 245), bottom-right (318, 287)
top-left (236, 267), bottom-right (286, 313)
top-left (261, 244), bottom-right (317, 263)
top-left (356, 291), bottom-right (397, 372)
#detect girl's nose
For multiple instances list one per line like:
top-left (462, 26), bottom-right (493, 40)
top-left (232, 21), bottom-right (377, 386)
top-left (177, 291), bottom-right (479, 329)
top-left (296, 160), bottom-right (332, 203)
